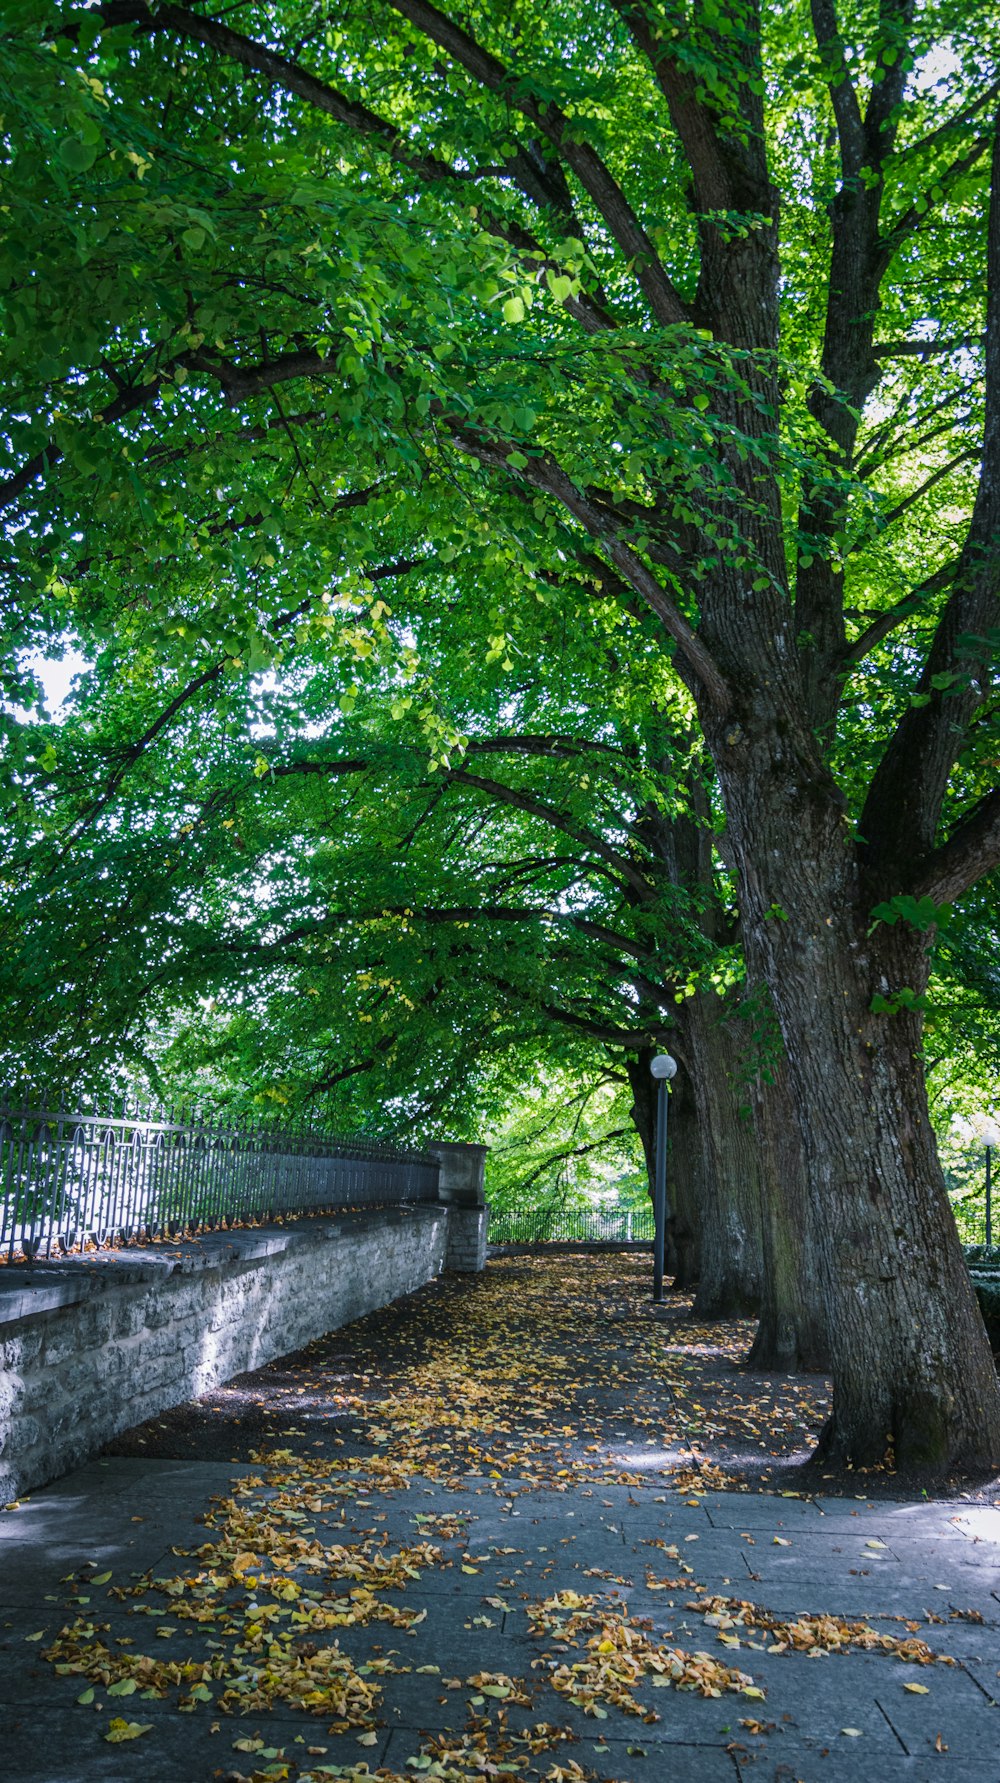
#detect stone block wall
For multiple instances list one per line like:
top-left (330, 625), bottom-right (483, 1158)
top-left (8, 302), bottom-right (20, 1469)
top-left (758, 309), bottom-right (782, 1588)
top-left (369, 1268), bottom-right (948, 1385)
top-left (444, 1205), bottom-right (490, 1272)
top-left (0, 1206), bottom-right (452, 1504)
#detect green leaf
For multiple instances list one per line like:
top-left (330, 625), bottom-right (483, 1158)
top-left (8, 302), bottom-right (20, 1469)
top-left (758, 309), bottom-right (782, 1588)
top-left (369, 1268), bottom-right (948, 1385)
top-left (870, 895), bottom-right (951, 933)
top-left (58, 137), bottom-right (98, 171)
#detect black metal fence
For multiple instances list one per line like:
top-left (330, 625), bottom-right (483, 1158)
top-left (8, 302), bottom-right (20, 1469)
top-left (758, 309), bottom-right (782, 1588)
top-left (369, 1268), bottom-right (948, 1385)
top-left (488, 1202), bottom-right (654, 1246)
top-left (951, 1197), bottom-right (994, 1247)
top-left (0, 1104), bottom-right (440, 1262)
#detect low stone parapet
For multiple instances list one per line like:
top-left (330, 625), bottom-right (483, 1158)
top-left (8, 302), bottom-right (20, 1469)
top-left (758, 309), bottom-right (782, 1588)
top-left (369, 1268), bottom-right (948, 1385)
top-left (0, 1205), bottom-right (461, 1503)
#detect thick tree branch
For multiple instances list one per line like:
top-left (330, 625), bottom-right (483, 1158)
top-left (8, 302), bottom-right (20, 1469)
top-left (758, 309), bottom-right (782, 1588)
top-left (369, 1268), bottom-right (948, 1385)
top-left (82, 2), bottom-right (475, 184)
top-left (892, 78), bottom-right (1000, 167)
top-left (910, 785), bottom-right (1000, 903)
top-left (447, 426), bottom-right (732, 711)
top-left (610, 0), bottom-right (779, 348)
top-left (841, 560), bottom-right (958, 667)
top-left (259, 746), bottom-right (677, 926)
top-left (445, 767), bottom-right (656, 900)
top-left (306, 978), bottom-right (447, 1097)
top-left (873, 335), bottom-right (984, 358)
top-left (797, 0), bottom-right (971, 731)
top-left (0, 363), bottom-right (174, 513)
top-left (269, 900), bottom-right (657, 972)
top-left (880, 450), bottom-right (980, 528)
top-left (863, 0), bottom-right (915, 158)
top-left (811, 0), bottom-right (865, 177)
top-left (482, 961), bottom-right (668, 1047)
top-left (610, 1), bottom-right (735, 209)
top-left (506, 1127), bottom-right (634, 1193)
top-left (49, 490), bottom-right (386, 850)
top-left (880, 135), bottom-right (993, 262)
top-left (861, 108), bottom-right (1000, 873)
top-left (384, 0), bottom-right (691, 329)
top-left (63, 4), bottom-right (618, 339)
top-left (465, 732), bottom-right (627, 762)
top-left (857, 395), bottom-right (974, 484)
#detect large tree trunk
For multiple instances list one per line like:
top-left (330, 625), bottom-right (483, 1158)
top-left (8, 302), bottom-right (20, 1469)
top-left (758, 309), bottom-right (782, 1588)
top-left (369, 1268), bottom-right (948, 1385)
top-left (680, 991), bottom-right (763, 1319)
top-left (679, 8), bottom-right (1000, 1472)
top-left (635, 796), bottom-right (820, 1331)
top-left (641, 806), bottom-right (767, 1314)
top-left (747, 1051), bottom-right (829, 1373)
top-left (712, 745), bottom-right (1000, 1471)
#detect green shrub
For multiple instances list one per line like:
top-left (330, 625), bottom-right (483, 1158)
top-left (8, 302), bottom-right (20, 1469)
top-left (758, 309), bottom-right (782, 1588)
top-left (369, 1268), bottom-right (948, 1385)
top-left (971, 1273), bottom-right (1000, 1336)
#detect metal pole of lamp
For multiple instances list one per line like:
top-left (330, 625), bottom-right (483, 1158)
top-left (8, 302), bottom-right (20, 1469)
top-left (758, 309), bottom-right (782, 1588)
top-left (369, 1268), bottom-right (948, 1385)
top-left (987, 1144), bottom-right (993, 1250)
top-left (650, 1053), bottom-right (678, 1303)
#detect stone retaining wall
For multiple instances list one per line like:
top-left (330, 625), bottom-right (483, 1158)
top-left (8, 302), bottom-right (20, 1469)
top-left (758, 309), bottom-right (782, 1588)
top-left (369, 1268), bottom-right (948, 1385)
top-left (0, 1204), bottom-right (475, 1503)
top-left (444, 1205), bottom-right (490, 1272)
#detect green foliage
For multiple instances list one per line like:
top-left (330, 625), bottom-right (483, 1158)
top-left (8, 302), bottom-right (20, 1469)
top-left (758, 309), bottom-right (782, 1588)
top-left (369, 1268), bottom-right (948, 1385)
top-left (0, 0), bottom-right (998, 1174)
top-left (870, 987), bottom-right (928, 1016)
top-left (483, 1065), bottom-right (646, 1215)
top-left (870, 896), bottom-right (954, 934)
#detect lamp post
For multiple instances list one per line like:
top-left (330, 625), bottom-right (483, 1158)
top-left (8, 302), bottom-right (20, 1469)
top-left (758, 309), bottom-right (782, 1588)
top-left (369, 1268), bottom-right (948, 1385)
top-left (650, 1052), bottom-right (677, 1303)
top-left (976, 1115), bottom-right (1000, 1248)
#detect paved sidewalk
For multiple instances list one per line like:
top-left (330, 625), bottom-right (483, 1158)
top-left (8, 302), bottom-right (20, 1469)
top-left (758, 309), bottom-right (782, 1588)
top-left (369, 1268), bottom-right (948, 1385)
top-left (2, 1253), bottom-right (999, 1783)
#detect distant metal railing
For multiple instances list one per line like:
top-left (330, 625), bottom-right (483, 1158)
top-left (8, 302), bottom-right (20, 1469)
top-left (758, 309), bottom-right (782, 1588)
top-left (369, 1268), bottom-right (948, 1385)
top-left (0, 1104), bottom-right (440, 1262)
top-left (947, 1148), bottom-right (994, 1248)
top-left (488, 1203), bottom-right (654, 1246)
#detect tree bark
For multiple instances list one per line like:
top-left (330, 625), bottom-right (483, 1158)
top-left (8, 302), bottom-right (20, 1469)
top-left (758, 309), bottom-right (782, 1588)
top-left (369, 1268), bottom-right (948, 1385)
top-left (747, 1051), bottom-right (829, 1373)
top-left (637, 799), bottom-right (817, 1331)
top-left (710, 739), bottom-right (1000, 1471)
top-left (680, 991), bottom-right (764, 1319)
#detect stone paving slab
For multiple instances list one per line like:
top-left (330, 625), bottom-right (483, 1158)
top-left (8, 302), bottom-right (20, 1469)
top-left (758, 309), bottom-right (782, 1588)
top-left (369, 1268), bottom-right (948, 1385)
top-left (5, 1464), bottom-right (995, 1778)
top-left (386, 1730), bottom-right (743, 1781)
top-left (5, 1462), bottom-right (998, 1768)
top-left (0, 1704), bottom-right (394, 1783)
top-left (699, 1494), bottom-right (830, 1527)
top-left (735, 1762), bottom-right (1000, 1783)
top-left (692, 1573), bottom-right (1000, 1623)
top-left (4, 1253), bottom-right (1000, 1781)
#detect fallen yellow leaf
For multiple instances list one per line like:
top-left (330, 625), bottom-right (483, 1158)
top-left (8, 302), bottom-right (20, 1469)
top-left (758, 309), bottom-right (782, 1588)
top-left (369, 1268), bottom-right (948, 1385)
top-left (104, 1720), bottom-right (153, 1743)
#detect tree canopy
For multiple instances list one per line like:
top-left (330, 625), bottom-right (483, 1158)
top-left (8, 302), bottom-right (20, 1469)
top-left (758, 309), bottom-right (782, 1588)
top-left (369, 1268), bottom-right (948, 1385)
top-left (4, 0), bottom-right (1000, 1471)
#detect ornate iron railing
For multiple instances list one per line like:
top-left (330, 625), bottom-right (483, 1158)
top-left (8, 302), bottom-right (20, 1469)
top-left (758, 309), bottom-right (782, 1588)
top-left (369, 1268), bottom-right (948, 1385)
top-left (0, 1104), bottom-right (440, 1261)
top-left (488, 1202), bottom-right (653, 1246)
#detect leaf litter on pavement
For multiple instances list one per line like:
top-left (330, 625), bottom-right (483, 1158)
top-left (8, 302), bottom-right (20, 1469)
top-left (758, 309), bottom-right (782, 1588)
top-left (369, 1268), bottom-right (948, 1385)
top-left (43, 1253), bottom-right (957, 1780)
